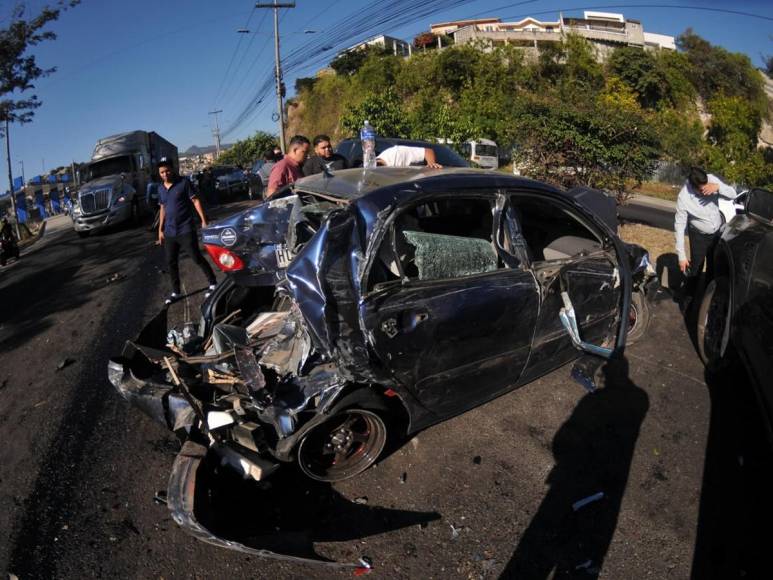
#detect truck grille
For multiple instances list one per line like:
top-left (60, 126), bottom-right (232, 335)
top-left (80, 189), bottom-right (111, 214)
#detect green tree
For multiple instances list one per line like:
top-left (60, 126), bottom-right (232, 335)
top-left (217, 131), bottom-right (277, 168)
top-left (330, 45), bottom-right (389, 76)
top-left (510, 94), bottom-right (660, 196)
top-left (0, 1), bottom-right (80, 126)
top-left (608, 47), bottom-right (663, 108)
top-left (701, 95), bottom-right (772, 187)
top-left (294, 77), bottom-right (317, 94)
top-left (677, 29), bottom-right (766, 114)
top-left (652, 109), bottom-right (703, 166)
top-left (340, 88), bottom-right (410, 138)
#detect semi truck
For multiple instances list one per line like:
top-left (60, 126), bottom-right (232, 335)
top-left (72, 130), bottom-right (178, 237)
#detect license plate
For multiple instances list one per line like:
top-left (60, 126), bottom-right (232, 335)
top-left (275, 244), bottom-right (292, 269)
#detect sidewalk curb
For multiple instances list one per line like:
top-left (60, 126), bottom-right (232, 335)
top-left (627, 193), bottom-right (676, 211)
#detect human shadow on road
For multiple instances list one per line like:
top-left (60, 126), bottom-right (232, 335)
top-left (690, 364), bottom-right (773, 579)
top-left (500, 354), bottom-right (649, 579)
top-left (195, 458), bottom-right (441, 561)
top-left (655, 252), bottom-right (684, 294)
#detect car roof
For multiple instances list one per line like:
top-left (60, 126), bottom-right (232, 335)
top-left (292, 166), bottom-right (555, 202)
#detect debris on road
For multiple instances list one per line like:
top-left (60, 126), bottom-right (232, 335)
top-left (56, 358), bottom-right (76, 371)
top-left (473, 455), bottom-right (482, 465)
top-left (353, 496), bottom-right (369, 505)
top-left (400, 472), bottom-right (407, 484)
top-left (572, 491), bottom-right (605, 511)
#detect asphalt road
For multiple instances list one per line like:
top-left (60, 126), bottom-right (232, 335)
top-left (618, 201), bottom-right (674, 231)
top-left (1, 207), bottom-right (770, 579)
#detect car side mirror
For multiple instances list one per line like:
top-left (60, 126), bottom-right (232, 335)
top-left (746, 188), bottom-right (773, 226)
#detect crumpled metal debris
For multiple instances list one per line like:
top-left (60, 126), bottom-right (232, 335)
top-left (259, 309), bottom-right (311, 376)
top-left (572, 491), bottom-right (605, 511)
top-left (56, 358), bottom-right (76, 371)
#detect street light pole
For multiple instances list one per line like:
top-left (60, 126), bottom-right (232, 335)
top-left (256, 1), bottom-right (295, 154)
top-left (4, 119), bottom-right (21, 240)
top-left (208, 109), bottom-right (223, 158)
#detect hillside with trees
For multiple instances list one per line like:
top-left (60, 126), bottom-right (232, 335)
top-left (287, 30), bottom-right (771, 195)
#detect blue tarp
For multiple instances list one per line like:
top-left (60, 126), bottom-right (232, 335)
top-left (34, 190), bottom-right (47, 219)
top-left (15, 191), bottom-right (27, 223)
top-left (61, 174), bottom-right (71, 183)
top-left (47, 174), bottom-right (57, 184)
top-left (29, 175), bottom-right (42, 185)
top-left (12, 176), bottom-right (24, 191)
top-left (50, 189), bottom-right (61, 214)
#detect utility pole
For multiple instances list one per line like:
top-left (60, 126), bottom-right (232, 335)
top-left (208, 109), bottom-right (223, 158)
top-left (18, 160), bottom-right (25, 184)
top-left (256, 1), bottom-right (295, 154)
top-left (4, 119), bottom-right (21, 240)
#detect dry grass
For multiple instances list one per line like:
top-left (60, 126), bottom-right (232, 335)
top-left (629, 181), bottom-right (680, 202)
top-left (619, 223), bottom-right (687, 264)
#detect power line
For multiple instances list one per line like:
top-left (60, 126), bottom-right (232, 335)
top-left (211, 6), bottom-right (259, 107)
top-left (501, 4), bottom-right (773, 22)
top-left (222, 0), bottom-right (482, 137)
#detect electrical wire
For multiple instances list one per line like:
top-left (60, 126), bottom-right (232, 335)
top-left (501, 4), bottom-right (773, 22)
top-left (221, 0), bottom-right (482, 137)
top-left (210, 6), bottom-right (262, 107)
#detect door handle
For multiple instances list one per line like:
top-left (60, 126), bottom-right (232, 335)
top-left (402, 310), bottom-right (429, 332)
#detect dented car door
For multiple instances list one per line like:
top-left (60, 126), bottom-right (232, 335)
top-left (506, 193), bottom-right (623, 382)
top-left (361, 195), bottom-right (540, 417)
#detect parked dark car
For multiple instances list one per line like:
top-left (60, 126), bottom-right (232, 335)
top-left (108, 167), bottom-right (653, 568)
top-left (246, 158), bottom-right (273, 200)
top-left (211, 165), bottom-right (248, 198)
top-left (697, 188), bottom-right (773, 434)
top-left (335, 137), bottom-right (470, 168)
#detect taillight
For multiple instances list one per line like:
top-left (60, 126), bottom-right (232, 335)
top-left (204, 244), bottom-right (245, 272)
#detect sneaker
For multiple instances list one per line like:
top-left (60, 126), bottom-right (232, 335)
top-left (204, 283), bottom-right (217, 299)
top-left (164, 292), bottom-right (180, 305)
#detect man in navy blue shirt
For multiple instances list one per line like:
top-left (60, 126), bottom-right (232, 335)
top-left (157, 159), bottom-right (216, 305)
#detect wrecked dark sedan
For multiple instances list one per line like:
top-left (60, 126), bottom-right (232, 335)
top-left (108, 167), bottom-right (653, 568)
top-left (697, 188), bottom-right (773, 437)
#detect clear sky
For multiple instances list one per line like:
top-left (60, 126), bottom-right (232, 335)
top-left (3, 0), bottom-right (772, 182)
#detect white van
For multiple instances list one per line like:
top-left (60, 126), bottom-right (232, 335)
top-left (461, 139), bottom-right (499, 169)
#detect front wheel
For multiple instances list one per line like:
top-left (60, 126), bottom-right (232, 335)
top-left (626, 291), bottom-right (651, 344)
top-left (697, 277), bottom-right (732, 367)
top-left (297, 409), bottom-right (387, 482)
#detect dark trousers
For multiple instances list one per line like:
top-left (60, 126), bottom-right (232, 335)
top-left (685, 225), bottom-right (719, 295)
top-left (164, 229), bottom-right (215, 294)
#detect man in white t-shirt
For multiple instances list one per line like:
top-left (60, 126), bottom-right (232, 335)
top-left (376, 145), bottom-right (443, 168)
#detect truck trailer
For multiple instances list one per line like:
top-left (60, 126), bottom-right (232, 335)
top-left (72, 130), bottom-right (178, 236)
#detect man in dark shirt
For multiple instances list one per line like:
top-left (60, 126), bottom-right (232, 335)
top-left (302, 134), bottom-right (348, 176)
top-left (156, 159), bottom-right (217, 305)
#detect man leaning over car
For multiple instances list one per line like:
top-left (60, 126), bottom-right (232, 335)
top-left (674, 166), bottom-right (738, 300)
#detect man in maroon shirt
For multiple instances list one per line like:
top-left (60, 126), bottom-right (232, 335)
top-left (266, 135), bottom-right (310, 198)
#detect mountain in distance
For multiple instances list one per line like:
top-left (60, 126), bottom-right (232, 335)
top-left (182, 143), bottom-right (233, 156)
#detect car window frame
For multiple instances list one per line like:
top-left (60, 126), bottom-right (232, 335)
top-left (504, 189), bottom-right (611, 269)
top-left (362, 190), bottom-right (520, 294)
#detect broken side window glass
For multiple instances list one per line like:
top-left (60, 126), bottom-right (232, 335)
top-left (402, 230), bottom-right (499, 280)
